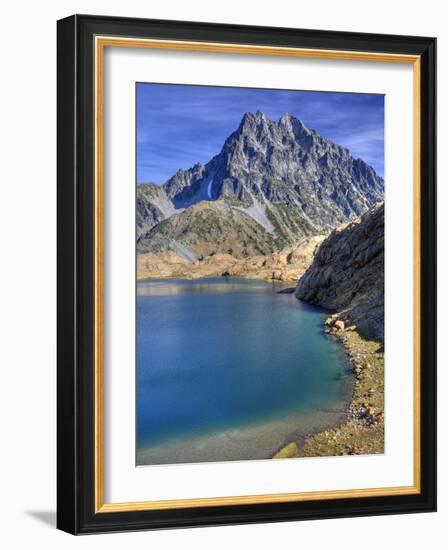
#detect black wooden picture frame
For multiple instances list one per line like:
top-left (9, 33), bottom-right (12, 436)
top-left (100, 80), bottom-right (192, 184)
top-left (57, 14), bottom-right (436, 535)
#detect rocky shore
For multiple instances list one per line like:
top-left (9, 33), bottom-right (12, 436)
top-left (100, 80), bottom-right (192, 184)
top-left (274, 202), bottom-right (385, 459)
top-left (296, 202), bottom-right (384, 342)
top-left (274, 316), bottom-right (384, 458)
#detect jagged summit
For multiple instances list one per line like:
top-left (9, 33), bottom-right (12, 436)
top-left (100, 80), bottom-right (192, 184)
top-left (235, 110), bottom-right (310, 138)
top-left (137, 110), bottom-right (383, 258)
top-left (239, 110), bottom-right (266, 124)
top-left (279, 111), bottom-right (309, 131)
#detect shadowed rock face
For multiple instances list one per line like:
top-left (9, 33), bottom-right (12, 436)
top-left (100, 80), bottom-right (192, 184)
top-left (295, 202), bottom-right (384, 342)
top-left (137, 111), bottom-right (384, 257)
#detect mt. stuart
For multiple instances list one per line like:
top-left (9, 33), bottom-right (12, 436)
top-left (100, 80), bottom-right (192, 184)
top-left (137, 111), bottom-right (383, 278)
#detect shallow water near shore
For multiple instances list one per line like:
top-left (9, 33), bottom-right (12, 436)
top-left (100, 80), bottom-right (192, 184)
top-left (136, 277), bottom-right (351, 465)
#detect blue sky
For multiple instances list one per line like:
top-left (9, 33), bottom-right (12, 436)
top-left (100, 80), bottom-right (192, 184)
top-left (137, 83), bottom-right (384, 184)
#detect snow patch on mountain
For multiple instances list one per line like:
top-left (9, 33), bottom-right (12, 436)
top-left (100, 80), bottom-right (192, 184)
top-left (207, 178), bottom-right (214, 199)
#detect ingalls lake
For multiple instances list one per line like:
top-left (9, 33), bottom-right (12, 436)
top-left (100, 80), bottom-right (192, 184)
top-left (136, 277), bottom-right (351, 466)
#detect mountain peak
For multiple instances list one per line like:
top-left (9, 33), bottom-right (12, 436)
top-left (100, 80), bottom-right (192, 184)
top-left (279, 113), bottom-right (310, 134)
top-left (238, 111), bottom-right (311, 135)
top-left (152, 109), bottom-right (383, 237)
top-left (279, 112), bottom-right (293, 124)
top-left (238, 110), bottom-right (268, 129)
top-left (138, 108), bottom-right (384, 256)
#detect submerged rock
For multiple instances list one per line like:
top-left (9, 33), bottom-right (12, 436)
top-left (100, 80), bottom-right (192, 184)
top-left (277, 287), bottom-right (296, 294)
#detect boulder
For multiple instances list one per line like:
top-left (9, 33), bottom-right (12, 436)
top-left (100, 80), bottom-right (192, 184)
top-left (273, 442), bottom-right (299, 459)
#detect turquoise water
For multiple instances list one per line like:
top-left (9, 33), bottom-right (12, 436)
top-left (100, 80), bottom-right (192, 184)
top-left (136, 278), bottom-right (350, 465)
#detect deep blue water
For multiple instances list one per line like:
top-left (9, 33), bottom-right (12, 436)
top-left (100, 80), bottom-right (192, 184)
top-left (136, 278), bottom-right (349, 455)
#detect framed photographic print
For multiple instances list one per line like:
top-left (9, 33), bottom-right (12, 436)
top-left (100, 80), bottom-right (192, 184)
top-left (57, 14), bottom-right (436, 534)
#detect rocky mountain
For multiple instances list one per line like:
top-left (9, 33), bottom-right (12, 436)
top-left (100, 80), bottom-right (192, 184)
top-left (137, 200), bottom-right (277, 260)
top-left (136, 183), bottom-right (177, 239)
top-left (295, 202), bottom-right (384, 342)
top-left (137, 111), bottom-right (384, 262)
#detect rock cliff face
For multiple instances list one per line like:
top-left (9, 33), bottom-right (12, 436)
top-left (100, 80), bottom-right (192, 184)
top-left (295, 202), bottom-right (384, 342)
top-left (137, 111), bottom-right (384, 257)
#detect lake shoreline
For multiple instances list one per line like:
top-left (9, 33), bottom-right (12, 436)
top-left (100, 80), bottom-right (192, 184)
top-left (136, 277), bottom-right (356, 465)
top-left (273, 315), bottom-right (384, 459)
top-left (137, 271), bottom-right (299, 283)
